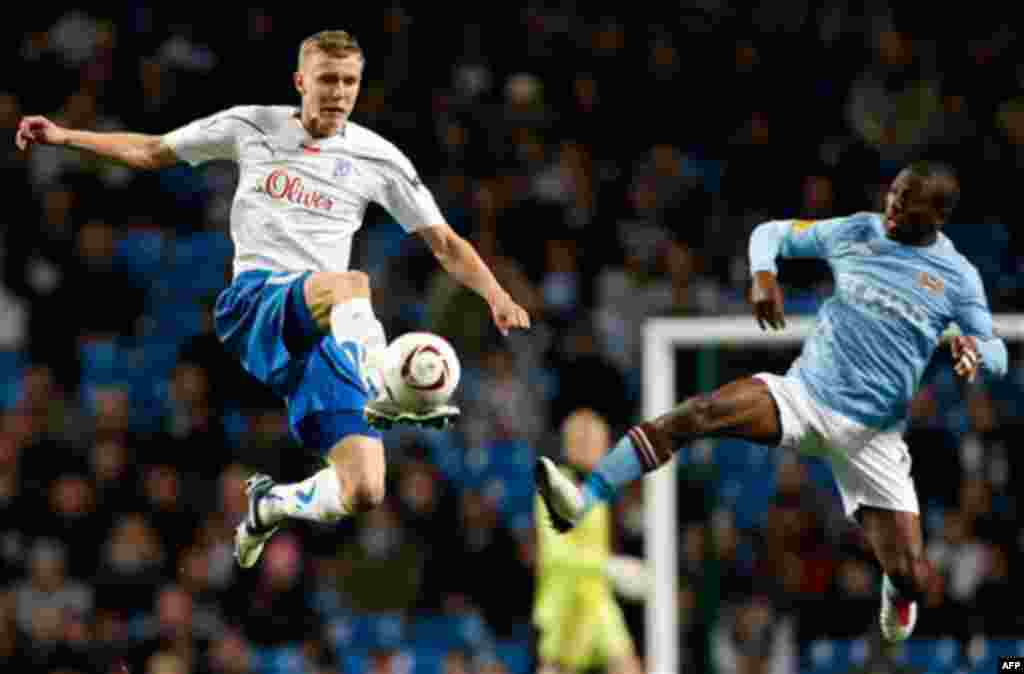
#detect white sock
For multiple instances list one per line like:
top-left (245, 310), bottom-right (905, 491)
top-left (330, 297), bottom-right (386, 353)
top-left (330, 297), bottom-right (388, 397)
top-left (257, 467), bottom-right (350, 526)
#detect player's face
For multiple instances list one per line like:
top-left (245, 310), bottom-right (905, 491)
top-left (883, 170), bottom-right (943, 244)
top-left (564, 414), bottom-right (610, 472)
top-left (295, 51), bottom-right (363, 136)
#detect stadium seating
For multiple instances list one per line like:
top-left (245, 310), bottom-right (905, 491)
top-left (888, 637), bottom-right (960, 673)
top-left (496, 636), bottom-right (533, 674)
top-left (329, 612), bottom-right (406, 654)
top-left (410, 650), bottom-right (445, 674)
top-left (253, 645), bottom-right (307, 674)
top-left (78, 338), bottom-right (124, 389)
top-left (965, 638), bottom-right (1024, 673)
top-left (0, 349), bottom-right (25, 409)
top-left (407, 613), bottom-right (489, 653)
top-left (804, 637), bottom-right (870, 674)
top-left (114, 229), bottom-right (167, 291)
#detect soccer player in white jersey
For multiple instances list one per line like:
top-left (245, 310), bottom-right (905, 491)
top-left (16, 30), bottom-right (530, 568)
top-left (537, 162), bottom-right (1008, 642)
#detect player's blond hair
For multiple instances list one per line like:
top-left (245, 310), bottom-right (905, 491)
top-left (297, 30), bottom-right (363, 70)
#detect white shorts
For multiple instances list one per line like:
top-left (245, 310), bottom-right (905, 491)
top-left (753, 372), bottom-right (919, 519)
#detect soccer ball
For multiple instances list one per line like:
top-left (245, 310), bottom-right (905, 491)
top-left (379, 332), bottom-right (461, 413)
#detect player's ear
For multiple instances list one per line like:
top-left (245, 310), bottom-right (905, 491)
top-left (294, 71), bottom-right (305, 96)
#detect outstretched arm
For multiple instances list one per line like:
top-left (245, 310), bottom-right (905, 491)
top-left (417, 223), bottom-right (530, 336)
top-left (748, 220), bottom-right (797, 331)
top-left (749, 219), bottom-right (796, 277)
top-left (749, 216), bottom-right (847, 274)
top-left (748, 215), bottom-right (858, 330)
top-left (16, 115), bottom-right (178, 170)
top-left (949, 272), bottom-right (1008, 381)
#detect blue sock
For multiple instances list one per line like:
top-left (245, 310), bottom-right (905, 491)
top-left (580, 434), bottom-right (646, 512)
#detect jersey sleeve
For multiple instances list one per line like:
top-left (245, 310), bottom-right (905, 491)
top-left (373, 151), bottom-right (445, 233)
top-left (749, 215), bottom-right (862, 275)
top-left (955, 267), bottom-right (996, 339)
top-left (954, 265), bottom-right (1008, 378)
top-left (780, 215), bottom-right (865, 258)
top-left (162, 106), bottom-right (251, 166)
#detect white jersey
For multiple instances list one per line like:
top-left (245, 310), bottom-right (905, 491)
top-left (162, 105), bottom-right (444, 277)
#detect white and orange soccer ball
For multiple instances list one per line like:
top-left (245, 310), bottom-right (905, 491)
top-left (377, 332), bottom-right (461, 414)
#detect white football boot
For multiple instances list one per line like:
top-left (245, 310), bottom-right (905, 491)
top-left (535, 457), bottom-right (586, 533)
top-left (879, 575), bottom-right (918, 642)
top-left (234, 473), bottom-right (280, 569)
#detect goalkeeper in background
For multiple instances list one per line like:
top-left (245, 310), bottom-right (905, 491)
top-left (534, 408), bottom-right (645, 674)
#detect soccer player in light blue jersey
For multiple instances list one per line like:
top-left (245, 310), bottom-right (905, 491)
top-left (537, 162), bottom-right (1007, 642)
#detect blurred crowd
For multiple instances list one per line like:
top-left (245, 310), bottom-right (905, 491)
top-left (1, 3), bottom-right (1023, 674)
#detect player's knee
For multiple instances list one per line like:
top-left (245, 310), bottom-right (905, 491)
top-left (305, 271), bottom-right (372, 331)
top-left (306, 270), bottom-right (371, 304)
top-left (328, 270), bottom-right (370, 300)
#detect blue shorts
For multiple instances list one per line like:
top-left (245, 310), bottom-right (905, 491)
top-left (213, 270), bottom-right (382, 453)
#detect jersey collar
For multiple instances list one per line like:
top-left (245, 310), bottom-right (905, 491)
top-left (291, 109), bottom-right (347, 140)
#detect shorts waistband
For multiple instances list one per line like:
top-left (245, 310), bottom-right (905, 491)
top-left (234, 269), bottom-right (308, 286)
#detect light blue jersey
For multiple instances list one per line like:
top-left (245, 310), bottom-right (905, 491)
top-left (749, 212), bottom-right (1008, 430)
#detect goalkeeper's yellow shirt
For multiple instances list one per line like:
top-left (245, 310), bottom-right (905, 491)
top-left (533, 465), bottom-right (633, 670)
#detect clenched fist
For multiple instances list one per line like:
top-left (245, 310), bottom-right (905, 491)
top-left (15, 115), bottom-right (67, 150)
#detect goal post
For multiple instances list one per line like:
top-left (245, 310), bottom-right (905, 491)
top-left (641, 313), bottom-right (1024, 674)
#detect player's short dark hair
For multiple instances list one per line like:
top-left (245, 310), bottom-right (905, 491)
top-left (906, 160), bottom-right (960, 221)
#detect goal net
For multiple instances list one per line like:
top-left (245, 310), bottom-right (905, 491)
top-left (641, 314), bottom-right (1024, 673)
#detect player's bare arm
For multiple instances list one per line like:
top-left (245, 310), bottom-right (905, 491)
top-left (416, 223), bottom-right (531, 336)
top-left (15, 114), bottom-right (178, 170)
top-left (750, 270), bottom-right (786, 331)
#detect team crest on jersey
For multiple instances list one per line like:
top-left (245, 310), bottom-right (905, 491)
top-left (334, 158), bottom-right (352, 178)
top-left (918, 271), bottom-right (945, 295)
top-left (792, 219), bottom-right (815, 233)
